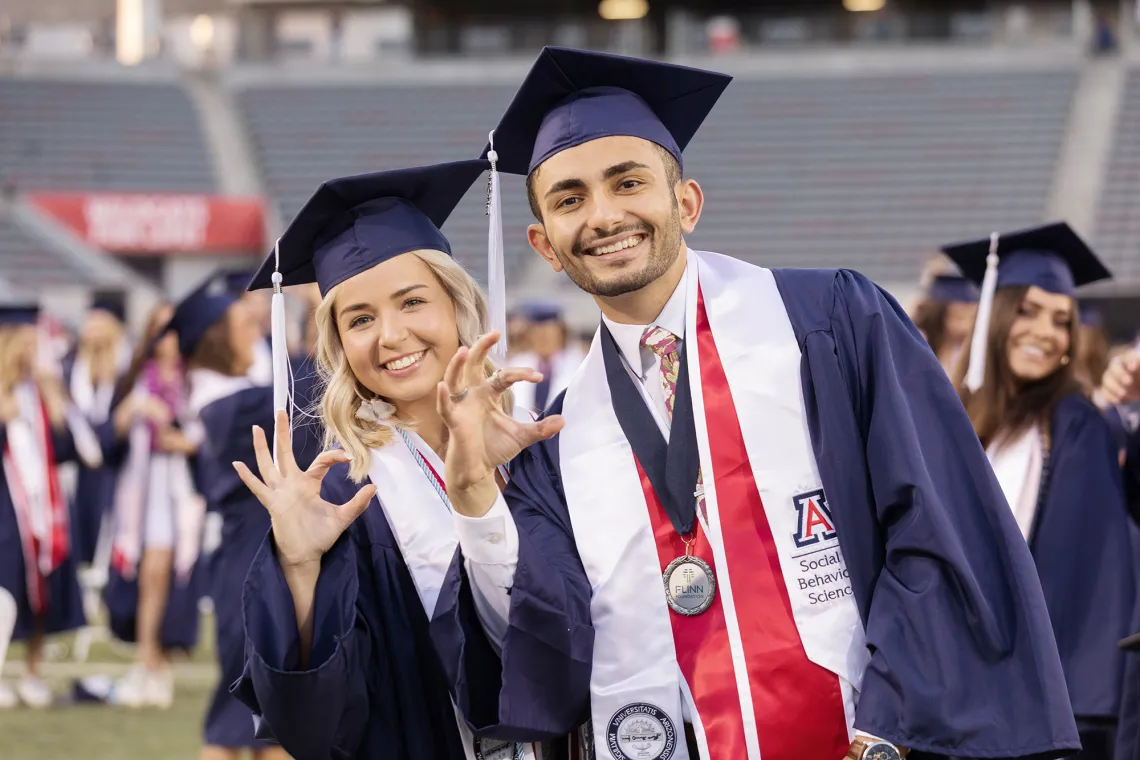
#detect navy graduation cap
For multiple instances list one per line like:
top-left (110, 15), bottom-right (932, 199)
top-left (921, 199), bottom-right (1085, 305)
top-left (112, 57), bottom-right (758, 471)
top-left (927, 275), bottom-right (978, 304)
top-left (941, 221), bottom-right (1111, 298)
top-left (248, 160), bottom-right (489, 297)
top-left (941, 221), bottom-right (1112, 391)
top-left (483, 46), bottom-right (733, 177)
top-left (0, 304), bottom-right (40, 326)
top-left (520, 300), bottom-right (564, 323)
top-left (163, 272), bottom-right (239, 360)
top-left (91, 290), bottom-right (126, 322)
top-left (222, 268), bottom-right (258, 295)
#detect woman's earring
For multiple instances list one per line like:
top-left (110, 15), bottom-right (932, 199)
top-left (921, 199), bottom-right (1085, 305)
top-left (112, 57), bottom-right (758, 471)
top-left (1060, 355), bottom-right (1071, 366)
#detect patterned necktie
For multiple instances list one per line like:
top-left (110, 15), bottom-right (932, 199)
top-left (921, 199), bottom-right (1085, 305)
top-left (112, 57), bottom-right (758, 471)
top-left (641, 326), bottom-right (707, 522)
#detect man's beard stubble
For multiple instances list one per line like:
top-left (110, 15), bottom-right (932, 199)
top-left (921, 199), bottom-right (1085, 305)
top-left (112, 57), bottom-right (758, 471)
top-left (551, 201), bottom-right (684, 298)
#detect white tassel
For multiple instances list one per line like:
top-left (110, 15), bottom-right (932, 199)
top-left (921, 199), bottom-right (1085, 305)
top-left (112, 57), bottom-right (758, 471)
top-left (269, 239), bottom-right (291, 466)
top-left (965, 232), bottom-right (1001, 393)
top-left (486, 130), bottom-right (508, 362)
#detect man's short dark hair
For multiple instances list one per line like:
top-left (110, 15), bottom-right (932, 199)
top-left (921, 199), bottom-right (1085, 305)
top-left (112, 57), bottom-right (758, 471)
top-left (525, 143), bottom-right (682, 221)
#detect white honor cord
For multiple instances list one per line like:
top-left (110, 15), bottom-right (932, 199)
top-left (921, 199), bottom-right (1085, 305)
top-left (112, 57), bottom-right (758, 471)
top-left (395, 427), bottom-right (511, 512)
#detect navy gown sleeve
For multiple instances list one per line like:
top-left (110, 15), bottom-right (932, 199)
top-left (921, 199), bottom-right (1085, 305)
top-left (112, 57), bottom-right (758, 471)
top-left (1034, 395), bottom-right (1134, 721)
top-left (230, 464), bottom-right (372, 760)
top-left (776, 268), bottom-right (1080, 758)
top-left (431, 410), bottom-right (594, 742)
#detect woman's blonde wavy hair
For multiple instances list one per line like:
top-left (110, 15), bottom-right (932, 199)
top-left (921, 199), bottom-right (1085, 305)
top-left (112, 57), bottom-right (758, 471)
top-left (0, 325), bottom-right (67, 429)
top-left (314, 249), bottom-right (512, 482)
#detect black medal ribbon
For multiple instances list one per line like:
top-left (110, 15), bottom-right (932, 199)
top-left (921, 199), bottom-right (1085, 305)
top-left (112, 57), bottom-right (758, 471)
top-left (600, 322), bottom-right (702, 538)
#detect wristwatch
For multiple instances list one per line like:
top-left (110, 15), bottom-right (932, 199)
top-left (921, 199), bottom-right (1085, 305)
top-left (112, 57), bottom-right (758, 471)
top-left (847, 737), bottom-right (905, 760)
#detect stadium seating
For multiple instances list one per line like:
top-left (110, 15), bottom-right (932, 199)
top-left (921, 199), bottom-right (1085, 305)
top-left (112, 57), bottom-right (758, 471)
top-left (235, 82), bottom-right (524, 283)
top-left (687, 70), bottom-right (1077, 285)
top-left (237, 69), bottom-right (1076, 287)
top-left (0, 78), bottom-right (215, 193)
top-left (1095, 67), bottom-right (1140, 282)
top-left (0, 209), bottom-right (89, 291)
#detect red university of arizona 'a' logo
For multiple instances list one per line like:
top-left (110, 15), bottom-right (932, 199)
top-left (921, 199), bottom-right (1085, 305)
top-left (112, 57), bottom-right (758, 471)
top-left (792, 489), bottom-right (836, 548)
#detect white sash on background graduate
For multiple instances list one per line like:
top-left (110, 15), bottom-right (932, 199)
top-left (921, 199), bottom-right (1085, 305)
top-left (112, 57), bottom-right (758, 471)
top-left (2, 382), bottom-right (72, 614)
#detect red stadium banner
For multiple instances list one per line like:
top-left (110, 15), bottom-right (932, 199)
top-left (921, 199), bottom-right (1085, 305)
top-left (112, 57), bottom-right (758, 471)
top-left (26, 193), bottom-right (265, 254)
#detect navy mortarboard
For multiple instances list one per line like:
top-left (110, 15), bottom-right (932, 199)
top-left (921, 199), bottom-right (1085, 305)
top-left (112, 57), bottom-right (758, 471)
top-left (942, 221), bottom-right (1112, 391)
top-left (90, 291), bottom-right (127, 323)
top-left (926, 275), bottom-right (978, 304)
top-left (222, 269), bottom-right (259, 296)
top-left (162, 272), bottom-right (240, 361)
top-left (249, 160), bottom-right (489, 296)
top-left (482, 46), bottom-right (732, 177)
top-left (519, 300), bottom-right (564, 323)
top-left (0, 304), bottom-right (40, 326)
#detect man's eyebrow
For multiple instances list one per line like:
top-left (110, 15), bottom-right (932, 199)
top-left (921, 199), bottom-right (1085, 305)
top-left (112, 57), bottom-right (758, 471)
top-left (603, 161), bottom-right (650, 179)
top-left (544, 177), bottom-right (587, 198)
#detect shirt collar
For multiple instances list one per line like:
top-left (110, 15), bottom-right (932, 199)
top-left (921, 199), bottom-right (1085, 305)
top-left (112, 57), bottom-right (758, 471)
top-left (601, 259), bottom-right (689, 378)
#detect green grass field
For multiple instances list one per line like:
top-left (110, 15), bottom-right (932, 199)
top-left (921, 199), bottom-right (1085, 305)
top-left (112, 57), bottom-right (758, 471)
top-left (0, 680), bottom-right (216, 760)
top-left (0, 616), bottom-right (226, 760)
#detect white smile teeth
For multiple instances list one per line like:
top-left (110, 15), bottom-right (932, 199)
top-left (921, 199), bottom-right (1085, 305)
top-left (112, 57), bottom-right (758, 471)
top-left (592, 234), bottom-right (645, 255)
top-left (384, 351), bottom-right (424, 371)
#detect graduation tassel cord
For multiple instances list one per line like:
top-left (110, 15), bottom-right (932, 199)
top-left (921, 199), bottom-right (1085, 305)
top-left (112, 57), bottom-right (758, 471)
top-left (965, 232), bottom-right (1000, 393)
top-left (269, 239), bottom-right (292, 467)
top-left (486, 130), bottom-right (508, 362)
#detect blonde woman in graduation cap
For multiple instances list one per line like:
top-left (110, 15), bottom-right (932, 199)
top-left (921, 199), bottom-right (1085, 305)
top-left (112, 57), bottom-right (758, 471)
top-left (231, 160), bottom-right (575, 760)
top-left (0, 303), bottom-right (104, 708)
top-left (944, 222), bottom-right (1133, 760)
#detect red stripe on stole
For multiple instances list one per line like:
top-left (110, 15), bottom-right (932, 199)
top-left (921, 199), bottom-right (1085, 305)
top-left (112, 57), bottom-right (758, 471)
top-left (41, 402), bottom-right (69, 570)
top-left (694, 286), bottom-right (849, 759)
top-left (636, 459), bottom-right (748, 759)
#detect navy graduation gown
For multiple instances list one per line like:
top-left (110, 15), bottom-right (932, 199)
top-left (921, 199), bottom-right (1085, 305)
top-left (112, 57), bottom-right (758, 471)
top-left (63, 359), bottom-right (121, 565)
top-left (1113, 420), bottom-right (1140, 760)
top-left (1031, 396), bottom-right (1132, 719)
top-left (0, 417), bottom-right (87, 640)
top-left (230, 460), bottom-right (485, 760)
top-left (432, 268), bottom-right (1080, 757)
top-left (197, 386), bottom-right (277, 749)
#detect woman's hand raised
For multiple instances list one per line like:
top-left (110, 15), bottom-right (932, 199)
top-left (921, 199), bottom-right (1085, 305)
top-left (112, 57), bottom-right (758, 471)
top-left (233, 410), bottom-right (375, 569)
top-left (437, 331), bottom-right (564, 517)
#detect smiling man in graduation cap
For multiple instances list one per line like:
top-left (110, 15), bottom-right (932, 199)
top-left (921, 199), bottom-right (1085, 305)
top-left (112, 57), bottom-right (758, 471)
top-left (428, 47), bottom-right (1081, 760)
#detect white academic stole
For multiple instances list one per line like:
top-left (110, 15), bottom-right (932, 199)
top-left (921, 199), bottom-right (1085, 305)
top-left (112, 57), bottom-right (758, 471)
top-left (558, 250), bottom-right (868, 760)
top-left (3, 383), bottom-right (70, 614)
top-left (367, 426), bottom-right (545, 760)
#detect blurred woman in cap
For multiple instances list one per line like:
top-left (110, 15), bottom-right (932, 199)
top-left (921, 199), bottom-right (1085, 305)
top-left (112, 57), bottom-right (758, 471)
top-left (0, 303), bottom-right (104, 709)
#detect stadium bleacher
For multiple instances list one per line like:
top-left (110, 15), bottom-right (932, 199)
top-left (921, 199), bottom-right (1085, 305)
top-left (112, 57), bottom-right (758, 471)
top-left (0, 209), bottom-right (86, 291)
top-left (235, 82), bottom-right (524, 284)
top-left (1095, 67), bottom-right (1140, 284)
top-left (0, 78), bottom-right (215, 193)
top-left (688, 70), bottom-right (1077, 285)
top-left (236, 68), bottom-right (1077, 288)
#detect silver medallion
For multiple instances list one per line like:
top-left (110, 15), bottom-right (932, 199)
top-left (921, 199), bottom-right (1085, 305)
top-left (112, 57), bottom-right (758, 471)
top-left (662, 555), bottom-right (716, 616)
